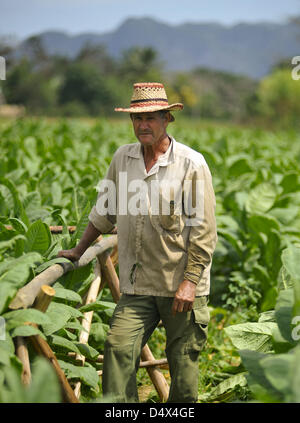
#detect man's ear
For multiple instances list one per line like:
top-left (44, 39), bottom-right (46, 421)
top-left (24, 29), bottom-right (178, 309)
top-left (165, 112), bottom-right (172, 123)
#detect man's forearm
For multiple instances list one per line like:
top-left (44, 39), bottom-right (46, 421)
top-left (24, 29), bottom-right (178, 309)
top-left (75, 221), bottom-right (102, 255)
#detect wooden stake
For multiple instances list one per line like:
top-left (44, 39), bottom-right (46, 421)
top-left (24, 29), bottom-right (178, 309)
top-left (74, 257), bottom-right (102, 399)
top-left (33, 285), bottom-right (56, 313)
top-left (27, 285), bottom-right (79, 403)
top-left (95, 354), bottom-right (168, 369)
top-left (98, 252), bottom-right (122, 304)
top-left (29, 334), bottom-right (79, 403)
top-left (15, 336), bottom-right (31, 386)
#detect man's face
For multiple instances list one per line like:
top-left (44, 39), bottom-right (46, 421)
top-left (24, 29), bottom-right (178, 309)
top-left (131, 112), bottom-right (169, 146)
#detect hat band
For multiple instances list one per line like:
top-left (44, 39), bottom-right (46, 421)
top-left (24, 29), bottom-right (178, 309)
top-left (131, 98), bottom-right (168, 105)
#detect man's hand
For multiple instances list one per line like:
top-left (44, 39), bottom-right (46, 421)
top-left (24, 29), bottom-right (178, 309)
top-left (172, 279), bottom-right (197, 316)
top-left (57, 247), bottom-right (82, 262)
top-left (57, 221), bottom-right (101, 263)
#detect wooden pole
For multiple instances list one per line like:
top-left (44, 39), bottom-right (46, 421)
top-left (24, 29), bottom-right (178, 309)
top-left (15, 336), bottom-right (31, 386)
top-left (29, 334), bottom-right (79, 403)
top-left (98, 251), bottom-right (170, 402)
top-left (98, 252), bottom-right (121, 304)
top-left (33, 285), bottom-right (56, 312)
top-left (9, 235), bottom-right (117, 310)
top-left (28, 285), bottom-right (79, 403)
top-left (74, 257), bottom-right (102, 399)
top-left (95, 354), bottom-right (168, 369)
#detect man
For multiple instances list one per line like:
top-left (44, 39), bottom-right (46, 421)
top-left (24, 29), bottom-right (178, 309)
top-left (58, 82), bottom-right (217, 402)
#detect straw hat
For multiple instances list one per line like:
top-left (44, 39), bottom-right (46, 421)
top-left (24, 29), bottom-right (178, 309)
top-left (114, 82), bottom-right (183, 121)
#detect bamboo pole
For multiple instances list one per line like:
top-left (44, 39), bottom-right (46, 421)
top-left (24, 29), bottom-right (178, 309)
top-left (74, 257), bottom-right (102, 399)
top-left (15, 336), bottom-right (31, 386)
top-left (98, 252), bottom-right (170, 402)
top-left (9, 235), bottom-right (117, 310)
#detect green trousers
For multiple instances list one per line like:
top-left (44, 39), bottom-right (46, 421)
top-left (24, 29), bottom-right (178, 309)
top-left (102, 294), bottom-right (210, 403)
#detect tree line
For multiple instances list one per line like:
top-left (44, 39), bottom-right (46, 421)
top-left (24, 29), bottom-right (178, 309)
top-left (0, 35), bottom-right (299, 129)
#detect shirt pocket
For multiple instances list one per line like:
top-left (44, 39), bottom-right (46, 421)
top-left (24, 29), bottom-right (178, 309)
top-left (150, 198), bottom-right (185, 235)
top-left (183, 300), bottom-right (210, 354)
top-left (192, 296), bottom-right (210, 330)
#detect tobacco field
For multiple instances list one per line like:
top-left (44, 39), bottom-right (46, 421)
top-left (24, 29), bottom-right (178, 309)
top-left (0, 117), bottom-right (300, 403)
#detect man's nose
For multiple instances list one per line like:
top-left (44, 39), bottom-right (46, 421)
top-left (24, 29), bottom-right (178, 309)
top-left (138, 120), bottom-right (149, 130)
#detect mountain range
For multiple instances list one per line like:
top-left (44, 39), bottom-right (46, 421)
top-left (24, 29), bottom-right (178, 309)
top-left (18, 17), bottom-right (300, 79)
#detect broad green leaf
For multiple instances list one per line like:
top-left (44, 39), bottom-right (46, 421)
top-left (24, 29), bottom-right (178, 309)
top-left (245, 183), bottom-right (277, 214)
top-left (79, 300), bottom-right (116, 313)
top-left (90, 322), bottom-right (107, 344)
top-left (42, 302), bottom-right (82, 335)
top-left (71, 201), bottom-right (90, 245)
top-left (239, 349), bottom-right (282, 402)
top-left (258, 311), bottom-right (276, 323)
top-left (0, 235), bottom-right (26, 252)
top-left (281, 246), bottom-right (300, 317)
top-left (11, 324), bottom-right (45, 339)
top-left (0, 282), bottom-right (17, 314)
top-left (224, 322), bottom-right (277, 352)
top-left (25, 220), bottom-right (51, 254)
top-left (205, 373), bottom-right (248, 402)
top-left (275, 288), bottom-right (295, 344)
top-left (217, 228), bottom-right (242, 255)
top-left (3, 309), bottom-right (51, 327)
top-left (35, 257), bottom-right (73, 274)
top-left (280, 172), bottom-right (299, 194)
top-left (260, 353), bottom-right (294, 399)
top-left (76, 343), bottom-right (99, 360)
top-left (247, 214), bottom-right (280, 236)
top-left (269, 206), bottom-right (299, 225)
top-left (227, 156), bottom-right (253, 178)
top-left (0, 177), bottom-right (29, 226)
top-left (58, 360), bottom-right (99, 390)
top-left (50, 334), bottom-right (81, 354)
top-left (52, 286), bottom-right (82, 304)
top-left (8, 218), bottom-right (28, 235)
top-left (281, 246), bottom-right (300, 282)
top-left (27, 357), bottom-right (61, 402)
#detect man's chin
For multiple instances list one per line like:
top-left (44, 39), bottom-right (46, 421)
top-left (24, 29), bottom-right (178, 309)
top-left (138, 134), bottom-right (153, 143)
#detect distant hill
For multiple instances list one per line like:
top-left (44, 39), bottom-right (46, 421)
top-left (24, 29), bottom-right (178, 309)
top-left (17, 17), bottom-right (300, 79)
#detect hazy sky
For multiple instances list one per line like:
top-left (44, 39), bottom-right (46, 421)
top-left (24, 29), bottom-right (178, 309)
top-left (1, 0), bottom-right (300, 40)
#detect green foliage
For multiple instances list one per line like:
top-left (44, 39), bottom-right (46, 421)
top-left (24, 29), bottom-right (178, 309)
top-left (59, 63), bottom-right (118, 115)
top-left (224, 245), bottom-right (300, 402)
top-left (0, 118), bottom-right (299, 403)
top-left (254, 69), bottom-right (300, 129)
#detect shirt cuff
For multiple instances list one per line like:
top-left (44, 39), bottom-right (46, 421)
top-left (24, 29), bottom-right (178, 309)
top-left (184, 265), bottom-right (204, 285)
top-left (88, 206), bottom-right (115, 234)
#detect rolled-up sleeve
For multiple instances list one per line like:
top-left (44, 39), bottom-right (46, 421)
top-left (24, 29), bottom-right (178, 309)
top-left (183, 162), bottom-right (217, 285)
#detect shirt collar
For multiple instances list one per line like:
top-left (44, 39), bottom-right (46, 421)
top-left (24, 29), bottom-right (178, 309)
top-left (126, 136), bottom-right (176, 166)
